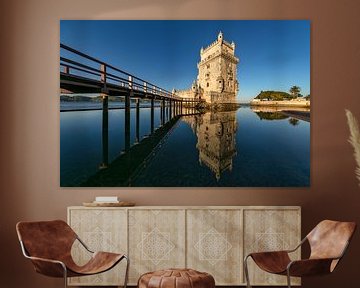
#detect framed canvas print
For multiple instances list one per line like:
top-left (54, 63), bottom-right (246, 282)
top-left (60, 20), bottom-right (310, 187)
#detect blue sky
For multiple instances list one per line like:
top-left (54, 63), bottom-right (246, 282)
top-left (60, 20), bottom-right (310, 102)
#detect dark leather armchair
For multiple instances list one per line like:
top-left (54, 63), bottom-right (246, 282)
top-left (16, 220), bottom-right (129, 288)
top-left (244, 220), bottom-right (356, 288)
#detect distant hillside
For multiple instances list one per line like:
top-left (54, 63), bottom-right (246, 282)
top-left (255, 111), bottom-right (288, 121)
top-left (255, 91), bottom-right (296, 101)
top-left (60, 95), bottom-right (125, 102)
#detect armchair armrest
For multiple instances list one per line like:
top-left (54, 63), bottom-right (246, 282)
top-left (25, 255), bottom-right (67, 277)
top-left (287, 239), bottom-right (351, 277)
top-left (245, 236), bottom-right (306, 259)
top-left (19, 240), bottom-right (67, 277)
top-left (76, 235), bottom-right (94, 253)
top-left (285, 237), bottom-right (307, 253)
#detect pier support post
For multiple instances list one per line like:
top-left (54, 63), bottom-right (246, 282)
top-left (100, 64), bottom-right (107, 83)
top-left (160, 99), bottom-right (164, 126)
top-left (169, 99), bottom-right (172, 119)
top-left (151, 98), bottom-right (154, 133)
top-left (161, 100), bottom-right (164, 123)
top-left (100, 64), bottom-right (109, 94)
top-left (162, 99), bottom-right (166, 124)
top-left (164, 100), bottom-right (167, 121)
top-left (166, 100), bottom-right (169, 121)
top-left (100, 94), bottom-right (109, 169)
top-left (135, 98), bottom-right (140, 144)
top-left (125, 92), bottom-right (131, 152)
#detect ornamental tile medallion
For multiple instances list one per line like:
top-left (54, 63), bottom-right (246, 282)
top-left (194, 227), bottom-right (232, 265)
top-left (252, 228), bottom-right (288, 252)
top-left (138, 228), bottom-right (175, 265)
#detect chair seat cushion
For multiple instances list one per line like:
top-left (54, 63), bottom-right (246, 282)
top-left (250, 251), bottom-right (291, 274)
top-left (138, 268), bottom-right (215, 288)
top-left (67, 252), bottom-right (124, 276)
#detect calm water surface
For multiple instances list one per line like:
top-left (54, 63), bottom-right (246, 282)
top-left (60, 106), bottom-right (310, 187)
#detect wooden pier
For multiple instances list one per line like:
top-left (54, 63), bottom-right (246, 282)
top-left (60, 44), bottom-right (202, 115)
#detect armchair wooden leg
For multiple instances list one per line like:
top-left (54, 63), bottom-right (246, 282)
top-left (244, 255), bottom-right (252, 288)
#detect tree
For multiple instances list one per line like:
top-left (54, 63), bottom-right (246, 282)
top-left (289, 118), bottom-right (299, 126)
top-left (255, 90), bottom-right (295, 101)
top-left (289, 86), bottom-right (301, 97)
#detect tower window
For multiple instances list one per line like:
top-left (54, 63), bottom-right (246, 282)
top-left (207, 83), bottom-right (209, 87)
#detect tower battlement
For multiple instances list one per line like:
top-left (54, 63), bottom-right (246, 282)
top-left (200, 31), bottom-right (236, 60)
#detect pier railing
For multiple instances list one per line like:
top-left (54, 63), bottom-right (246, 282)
top-left (60, 43), bottom-right (181, 101)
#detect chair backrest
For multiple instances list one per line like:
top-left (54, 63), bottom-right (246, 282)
top-left (307, 220), bottom-right (356, 261)
top-left (16, 220), bottom-right (77, 261)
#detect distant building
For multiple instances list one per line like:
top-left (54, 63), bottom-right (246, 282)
top-left (175, 32), bottom-right (239, 104)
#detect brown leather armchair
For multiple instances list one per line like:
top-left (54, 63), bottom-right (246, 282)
top-left (16, 220), bottom-right (129, 288)
top-left (244, 220), bottom-right (356, 288)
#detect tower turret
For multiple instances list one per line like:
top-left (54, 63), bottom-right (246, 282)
top-left (218, 31), bottom-right (223, 42)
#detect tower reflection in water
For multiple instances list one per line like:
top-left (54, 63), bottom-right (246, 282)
top-left (184, 110), bottom-right (238, 181)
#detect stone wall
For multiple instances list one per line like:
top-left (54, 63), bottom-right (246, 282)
top-left (250, 99), bottom-right (311, 108)
top-left (176, 89), bottom-right (195, 99)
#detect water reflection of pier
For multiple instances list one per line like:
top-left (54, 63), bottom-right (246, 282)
top-left (81, 104), bottom-right (199, 186)
top-left (83, 115), bottom-right (182, 187)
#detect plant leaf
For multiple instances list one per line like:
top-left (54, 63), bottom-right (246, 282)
top-left (345, 109), bottom-right (360, 186)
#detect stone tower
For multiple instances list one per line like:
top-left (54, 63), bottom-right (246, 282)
top-left (197, 31), bottom-right (239, 104)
